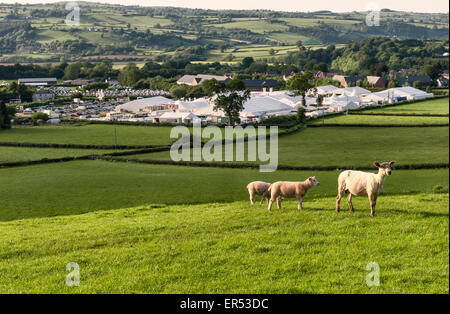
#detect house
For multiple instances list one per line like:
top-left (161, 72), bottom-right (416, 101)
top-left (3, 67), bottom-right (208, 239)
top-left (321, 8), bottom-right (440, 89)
top-left (177, 74), bottom-right (231, 86)
top-left (106, 78), bottom-right (120, 87)
top-left (366, 76), bottom-right (386, 88)
top-left (32, 89), bottom-right (55, 102)
top-left (18, 77), bottom-right (57, 86)
top-left (397, 75), bottom-right (432, 87)
top-left (282, 71), bottom-right (296, 81)
top-left (437, 76), bottom-right (449, 88)
top-left (242, 79), bottom-right (279, 91)
top-left (63, 79), bottom-right (95, 86)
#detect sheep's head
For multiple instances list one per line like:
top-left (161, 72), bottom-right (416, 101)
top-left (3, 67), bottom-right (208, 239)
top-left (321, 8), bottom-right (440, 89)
top-left (374, 161), bottom-right (396, 176)
top-left (308, 176), bottom-right (320, 186)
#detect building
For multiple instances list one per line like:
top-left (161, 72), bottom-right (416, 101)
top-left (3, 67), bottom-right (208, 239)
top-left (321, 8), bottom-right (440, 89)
top-left (177, 74), bottom-right (232, 86)
top-left (32, 89), bottom-right (55, 102)
top-left (397, 75), bottom-right (432, 87)
top-left (242, 79), bottom-right (279, 91)
top-left (116, 96), bottom-right (176, 113)
top-left (18, 77), bottom-right (57, 86)
top-left (366, 76), bottom-right (386, 88)
top-left (63, 79), bottom-right (95, 86)
top-left (437, 77), bottom-right (449, 88)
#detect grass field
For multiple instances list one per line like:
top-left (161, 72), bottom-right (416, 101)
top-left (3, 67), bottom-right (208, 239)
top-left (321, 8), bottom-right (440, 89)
top-left (363, 98), bottom-right (449, 115)
top-left (0, 125), bottom-right (175, 147)
top-left (119, 126), bottom-right (449, 168)
top-left (0, 146), bottom-right (117, 163)
top-left (0, 98), bottom-right (448, 293)
top-left (310, 115), bottom-right (449, 125)
top-left (0, 160), bottom-right (448, 221)
top-left (0, 193), bottom-right (447, 293)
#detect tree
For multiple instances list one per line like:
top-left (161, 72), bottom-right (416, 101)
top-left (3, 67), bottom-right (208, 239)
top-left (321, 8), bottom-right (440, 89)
top-left (296, 107), bottom-right (306, 124)
top-left (315, 94), bottom-right (324, 107)
top-left (31, 112), bottom-right (49, 125)
top-left (118, 63), bottom-right (144, 87)
top-left (374, 64), bottom-right (389, 76)
top-left (0, 101), bottom-right (11, 129)
top-left (170, 85), bottom-right (188, 99)
top-left (287, 71), bottom-right (317, 107)
top-left (241, 57), bottom-right (255, 69)
top-left (213, 89), bottom-right (250, 126)
top-left (421, 63), bottom-right (441, 80)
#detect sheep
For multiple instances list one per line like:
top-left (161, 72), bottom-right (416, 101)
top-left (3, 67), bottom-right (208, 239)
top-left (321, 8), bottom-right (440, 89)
top-left (267, 176), bottom-right (320, 211)
top-left (336, 161), bottom-right (396, 217)
top-left (246, 181), bottom-right (272, 205)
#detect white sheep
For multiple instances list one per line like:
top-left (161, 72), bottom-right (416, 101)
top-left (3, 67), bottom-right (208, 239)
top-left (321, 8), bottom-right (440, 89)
top-left (336, 161), bottom-right (395, 217)
top-left (267, 176), bottom-right (320, 211)
top-left (246, 181), bottom-right (272, 205)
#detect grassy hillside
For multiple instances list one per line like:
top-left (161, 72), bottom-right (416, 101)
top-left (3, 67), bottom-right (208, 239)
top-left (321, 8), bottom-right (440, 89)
top-left (120, 126), bottom-right (449, 167)
top-left (0, 160), bottom-right (448, 221)
top-left (0, 194), bottom-right (447, 293)
top-left (0, 97), bottom-right (448, 293)
top-left (363, 97), bottom-right (449, 115)
top-left (0, 3), bottom-right (448, 62)
top-left (310, 115), bottom-right (449, 125)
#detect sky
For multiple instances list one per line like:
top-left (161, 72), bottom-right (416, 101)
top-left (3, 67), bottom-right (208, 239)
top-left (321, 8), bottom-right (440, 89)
top-left (1, 0), bottom-right (448, 13)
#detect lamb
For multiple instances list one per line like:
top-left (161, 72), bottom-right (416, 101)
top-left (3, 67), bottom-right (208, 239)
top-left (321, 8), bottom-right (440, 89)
top-left (267, 176), bottom-right (320, 211)
top-left (246, 181), bottom-right (272, 205)
top-left (336, 161), bottom-right (396, 217)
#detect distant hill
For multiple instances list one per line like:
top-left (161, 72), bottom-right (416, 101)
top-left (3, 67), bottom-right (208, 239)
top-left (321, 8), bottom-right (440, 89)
top-left (0, 2), bottom-right (448, 63)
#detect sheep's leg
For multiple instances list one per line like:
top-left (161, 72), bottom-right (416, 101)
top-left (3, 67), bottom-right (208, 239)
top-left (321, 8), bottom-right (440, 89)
top-left (336, 184), bottom-right (345, 212)
top-left (276, 196), bottom-right (282, 210)
top-left (268, 195), bottom-right (275, 211)
top-left (260, 193), bottom-right (267, 205)
top-left (297, 196), bottom-right (303, 211)
top-left (369, 195), bottom-right (377, 217)
top-left (249, 191), bottom-right (255, 205)
top-left (347, 193), bottom-right (354, 212)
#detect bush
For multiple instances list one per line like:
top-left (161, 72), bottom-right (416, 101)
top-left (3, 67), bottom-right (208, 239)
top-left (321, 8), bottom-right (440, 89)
top-left (31, 112), bottom-right (49, 122)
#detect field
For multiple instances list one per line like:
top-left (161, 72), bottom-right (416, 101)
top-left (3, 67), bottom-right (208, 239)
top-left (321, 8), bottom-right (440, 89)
top-left (0, 97), bottom-right (448, 293)
top-left (0, 146), bottom-right (118, 163)
top-left (0, 160), bottom-right (448, 221)
top-left (0, 125), bottom-right (175, 147)
top-left (118, 126), bottom-right (449, 168)
top-left (0, 193), bottom-right (447, 293)
top-left (310, 115), bottom-right (449, 125)
top-left (363, 98), bottom-right (450, 115)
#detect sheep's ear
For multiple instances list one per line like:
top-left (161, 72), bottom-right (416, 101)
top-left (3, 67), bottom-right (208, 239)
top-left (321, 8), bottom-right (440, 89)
top-left (389, 161), bottom-right (396, 166)
top-left (374, 162), bottom-right (381, 168)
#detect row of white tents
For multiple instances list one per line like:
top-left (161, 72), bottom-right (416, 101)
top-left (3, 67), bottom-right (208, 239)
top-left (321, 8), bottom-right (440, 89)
top-left (113, 86), bottom-right (434, 123)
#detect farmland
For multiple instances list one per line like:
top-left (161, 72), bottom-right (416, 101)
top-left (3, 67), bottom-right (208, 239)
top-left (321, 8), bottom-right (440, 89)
top-left (310, 115), bottom-right (449, 125)
top-left (363, 97), bottom-right (450, 115)
top-left (0, 3), bottom-right (448, 63)
top-left (121, 126), bottom-right (449, 168)
top-left (0, 192), bottom-right (447, 293)
top-left (0, 97), bottom-right (448, 293)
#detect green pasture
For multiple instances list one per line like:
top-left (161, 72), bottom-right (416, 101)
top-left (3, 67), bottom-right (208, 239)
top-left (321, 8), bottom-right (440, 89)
top-left (0, 125), bottom-right (175, 147)
top-left (0, 146), bottom-right (116, 164)
top-left (310, 115), bottom-right (449, 125)
top-left (0, 191), bottom-right (447, 293)
top-left (0, 160), bottom-right (447, 221)
top-left (119, 126), bottom-right (449, 168)
top-left (363, 97), bottom-right (449, 115)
